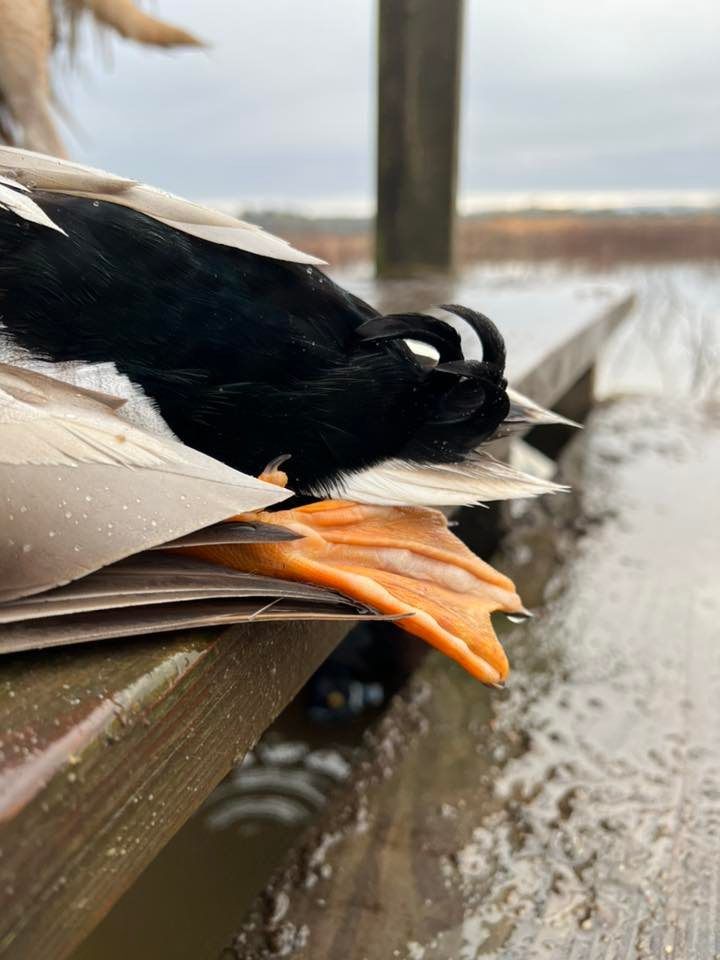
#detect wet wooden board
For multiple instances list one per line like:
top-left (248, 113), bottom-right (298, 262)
top-left (0, 289), bottom-right (633, 960)
top-left (0, 621), bottom-right (351, 959)
top-left (230, 398), bottom-right (720, 960)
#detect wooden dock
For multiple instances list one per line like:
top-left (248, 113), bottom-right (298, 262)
top-left (230, 394), bottom-right (720, 959)
top-left (0, 287), bottom-right (632, 959)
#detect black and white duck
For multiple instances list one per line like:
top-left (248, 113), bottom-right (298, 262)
top-left (0, 147), bottom-right (567, 684)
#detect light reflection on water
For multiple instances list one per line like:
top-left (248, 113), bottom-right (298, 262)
top-left (71, 698), bottom-right (374, 960)
top-left (203, 741), bottom-right (353, 834)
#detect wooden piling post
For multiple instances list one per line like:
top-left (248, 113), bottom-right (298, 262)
top-left (376, 0), bottom-right (464, 277)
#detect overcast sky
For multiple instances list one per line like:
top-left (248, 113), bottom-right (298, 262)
top-left (62, 0), bottom-right (720, 203)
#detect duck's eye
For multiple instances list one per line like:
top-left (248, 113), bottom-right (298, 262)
top-left (402, 338), bottom-right (441, 366)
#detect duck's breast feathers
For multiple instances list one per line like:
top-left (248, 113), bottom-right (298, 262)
top-left (0, 145), bottom-right (324, 264)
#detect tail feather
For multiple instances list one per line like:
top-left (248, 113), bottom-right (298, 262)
top-left (318, 454), bottom-right (567, 508)
top-left (358, 313), bottom-right (463, 364)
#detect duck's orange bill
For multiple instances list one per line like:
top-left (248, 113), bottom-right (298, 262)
top-left (176, 500), bottom-right (525, 685)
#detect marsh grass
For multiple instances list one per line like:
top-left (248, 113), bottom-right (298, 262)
top-left (249, 211), bottom-right (720, 268)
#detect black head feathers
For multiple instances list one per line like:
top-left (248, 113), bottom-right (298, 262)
top-left (357, 305), bottom-right (510, 463)
top-left (440, 304), bottom-right (507, 371)
top-left (357, 313), bottom-right (463, 364)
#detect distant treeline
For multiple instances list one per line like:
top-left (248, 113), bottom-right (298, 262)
top-left (241, 210), bottom-right (720, 267)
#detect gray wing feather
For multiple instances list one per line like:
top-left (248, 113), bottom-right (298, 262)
top-left (0, 600), bottom-right (378, 655)
top-left (0, 555), bottom-right (360, 624)
top-left (0, 363), bottom-right (290, 603)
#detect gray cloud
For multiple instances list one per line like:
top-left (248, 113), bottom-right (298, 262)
top-left (61, 0), bottom-right (719, 200)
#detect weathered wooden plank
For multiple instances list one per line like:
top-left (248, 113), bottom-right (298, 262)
top-left (0, 620), bottom-right (349, 959)
top-left (376, 0), bottom-right (464, 276)
top-left (0, 289), bottom-right (633, 960)
top-left (500, 288), bottom-right (634, 408)
top-left (230, 396), bottom-right (720, 960)
top-left (459, 289), bottom-right (633, 554)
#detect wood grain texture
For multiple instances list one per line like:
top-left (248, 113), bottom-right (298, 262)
top-left (0, 619), bottom-right (349, 958)
top-left (0, 292), bottom-right (632, 959)
top-left (229, 398), bottom-right (720, 959)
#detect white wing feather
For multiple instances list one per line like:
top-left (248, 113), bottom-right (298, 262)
top-left (0, 145), bottom-right (324, 264)
top-left (318, 453), bottom-right (567, 507)
top-left (0, 182), bottom-right (67, 235)
top-left (0, 174), bottom-right (28, 190)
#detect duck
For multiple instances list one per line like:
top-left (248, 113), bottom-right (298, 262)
top-left (0, 360), bottom-right (531, 683)
top-left (0, 146), bottom-right (568, 684)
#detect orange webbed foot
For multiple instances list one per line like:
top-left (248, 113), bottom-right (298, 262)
top-left (179, 497), bottom-right (525, 686)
